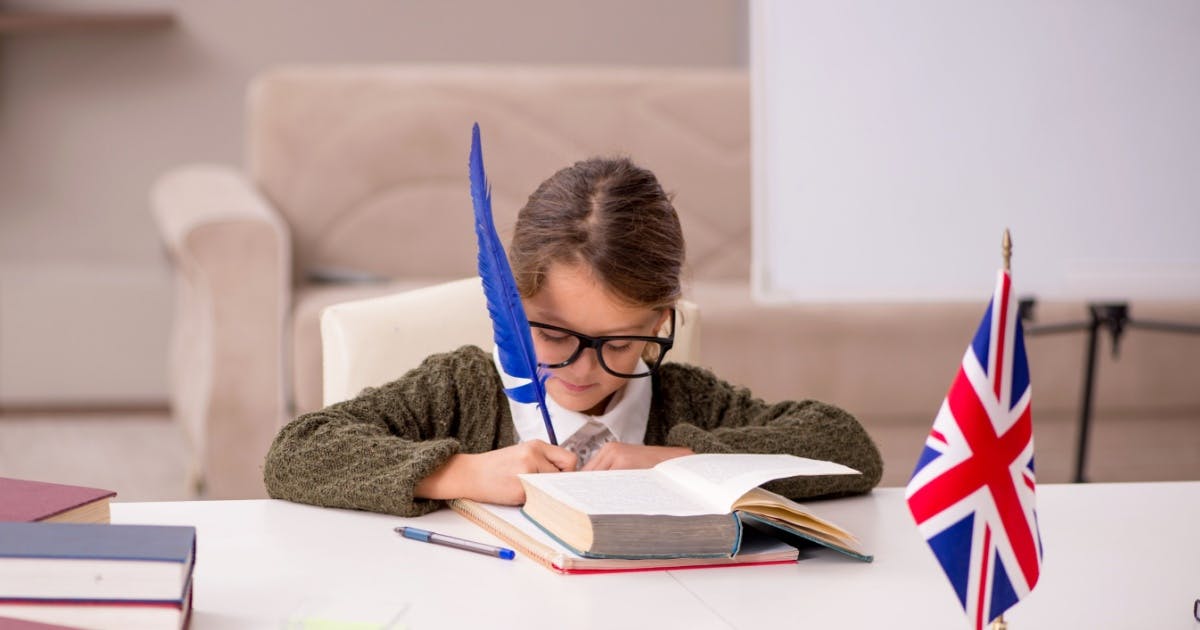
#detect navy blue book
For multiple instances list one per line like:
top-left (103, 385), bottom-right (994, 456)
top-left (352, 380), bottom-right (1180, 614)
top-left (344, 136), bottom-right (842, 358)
top-left (0, 522), bottom-right (195, 602)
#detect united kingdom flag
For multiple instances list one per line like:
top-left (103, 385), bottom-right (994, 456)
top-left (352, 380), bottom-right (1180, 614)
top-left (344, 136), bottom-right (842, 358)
top-left (906, 269), bottom-right (1043, 629)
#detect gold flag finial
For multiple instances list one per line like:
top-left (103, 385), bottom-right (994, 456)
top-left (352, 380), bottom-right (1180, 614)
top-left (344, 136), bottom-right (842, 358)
top-left (1002, 229), bottom-right (1012, 271)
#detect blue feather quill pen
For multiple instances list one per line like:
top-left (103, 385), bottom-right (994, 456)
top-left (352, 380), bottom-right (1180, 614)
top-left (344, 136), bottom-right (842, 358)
top-left (468, 123), bottom-right (558, 445)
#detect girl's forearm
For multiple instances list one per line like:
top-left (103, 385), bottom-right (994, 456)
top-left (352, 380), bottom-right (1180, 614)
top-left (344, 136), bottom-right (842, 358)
top-left (414, 453), bottom-right (473, 500)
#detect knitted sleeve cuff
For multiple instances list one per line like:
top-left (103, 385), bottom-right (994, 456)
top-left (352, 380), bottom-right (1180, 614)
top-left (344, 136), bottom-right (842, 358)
top-left (384, 437), bottom-right (463, 517)
top-left (665, 423), bottom-right (734, 454)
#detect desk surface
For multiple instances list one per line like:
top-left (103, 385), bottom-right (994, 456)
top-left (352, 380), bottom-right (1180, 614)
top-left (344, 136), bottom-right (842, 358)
top-left (112, 482), bottom-right (1200, 630)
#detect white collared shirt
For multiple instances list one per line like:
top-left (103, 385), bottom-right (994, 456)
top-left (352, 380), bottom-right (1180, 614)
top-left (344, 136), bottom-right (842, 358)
top-left (492, 347), bottom-right (651, 446)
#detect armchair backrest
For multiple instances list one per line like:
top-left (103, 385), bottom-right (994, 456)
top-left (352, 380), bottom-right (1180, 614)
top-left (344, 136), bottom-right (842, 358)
top-left (320, 277), bottom-right (701, 407)
top-left (247, 65), bottom-right (750, 286)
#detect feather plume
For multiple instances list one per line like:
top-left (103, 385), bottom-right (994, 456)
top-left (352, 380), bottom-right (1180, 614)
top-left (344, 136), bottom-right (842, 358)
top-left (468, 123), bottom-right (558, 445)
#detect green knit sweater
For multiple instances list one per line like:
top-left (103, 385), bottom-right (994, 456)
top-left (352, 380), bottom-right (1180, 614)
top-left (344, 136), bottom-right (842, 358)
top-left (264, 345), bottom-right (883, 517)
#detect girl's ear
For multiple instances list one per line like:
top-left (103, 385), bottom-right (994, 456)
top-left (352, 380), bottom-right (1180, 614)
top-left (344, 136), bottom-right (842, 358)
top-left (654, 307), bottom-right (673, 336)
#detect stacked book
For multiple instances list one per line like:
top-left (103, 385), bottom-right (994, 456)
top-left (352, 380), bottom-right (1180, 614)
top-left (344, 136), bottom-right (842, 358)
top-left (0, 478), bottom-right (195, 630)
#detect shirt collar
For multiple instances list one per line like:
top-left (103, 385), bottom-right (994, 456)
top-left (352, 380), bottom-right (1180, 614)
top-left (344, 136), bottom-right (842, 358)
top-left (492, 346), bottom-right (650, 446)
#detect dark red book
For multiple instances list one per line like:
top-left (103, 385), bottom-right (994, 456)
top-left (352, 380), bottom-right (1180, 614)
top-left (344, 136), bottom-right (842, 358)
top-left (0, 478), bottom-right (116, 523)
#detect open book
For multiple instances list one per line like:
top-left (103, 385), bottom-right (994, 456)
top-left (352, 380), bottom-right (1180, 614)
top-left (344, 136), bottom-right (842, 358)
top-left (448, 499), bottom-right (800, 574)
top-left (516, 453), bottom-right (871, 562)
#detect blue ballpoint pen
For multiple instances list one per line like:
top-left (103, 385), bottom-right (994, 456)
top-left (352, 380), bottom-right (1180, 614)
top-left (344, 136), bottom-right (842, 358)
top-left (395, 526), bottom-right (515, 560)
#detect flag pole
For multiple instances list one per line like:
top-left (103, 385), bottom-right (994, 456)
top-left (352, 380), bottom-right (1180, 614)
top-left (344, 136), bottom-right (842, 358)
top-left (1003, 228), bottom-right (1012, 272)
top-left (991, 227), bottom-right (1012, 630)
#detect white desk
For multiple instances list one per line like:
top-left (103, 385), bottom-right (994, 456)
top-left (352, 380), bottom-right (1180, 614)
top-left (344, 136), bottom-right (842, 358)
top-left (113, 482), bottom-right (1200, 629)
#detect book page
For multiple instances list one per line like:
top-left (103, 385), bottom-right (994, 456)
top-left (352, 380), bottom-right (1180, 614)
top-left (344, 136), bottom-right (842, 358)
top-left (517, 469), bottom-right (718, 516)
top-left (653, 453), bottom-right (859, 512)
top-left (735, 487), bottom-right (859, 543)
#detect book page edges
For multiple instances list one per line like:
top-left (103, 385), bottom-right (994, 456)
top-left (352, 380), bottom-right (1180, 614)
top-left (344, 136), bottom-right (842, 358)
top-left (520, 508), bottom-right (802, 570)
top-left (520, 474), bottom-right (742, 558)
top-left (519, 481), bottom-right (595, 551)
top-left (524, 509), bottom-right (738, 560)
top-left (41, 498), bottom-right (113, 524)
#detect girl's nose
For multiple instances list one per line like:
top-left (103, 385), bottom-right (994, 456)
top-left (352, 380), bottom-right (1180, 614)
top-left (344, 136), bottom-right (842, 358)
top-left (564, 346), bottom-right (601, 376)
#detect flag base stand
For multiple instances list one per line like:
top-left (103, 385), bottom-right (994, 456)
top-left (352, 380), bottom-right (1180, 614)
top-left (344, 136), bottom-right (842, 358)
top-left (1019, 299), bottom-right (1200, 483)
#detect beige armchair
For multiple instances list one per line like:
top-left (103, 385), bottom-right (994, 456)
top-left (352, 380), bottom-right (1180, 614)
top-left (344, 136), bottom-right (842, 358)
top-left (320, 277), bottom-right (701, 407)
top-left (152, 166), bottom-right (291, 498)
top-left (152, 65), bottom-right (751, 498)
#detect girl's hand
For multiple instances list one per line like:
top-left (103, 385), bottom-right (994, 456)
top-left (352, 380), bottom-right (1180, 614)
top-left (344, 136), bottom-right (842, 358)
top-left (580, 443), bottom-right (694, 471)
top-left (415, 441), bottom-right (577, 505)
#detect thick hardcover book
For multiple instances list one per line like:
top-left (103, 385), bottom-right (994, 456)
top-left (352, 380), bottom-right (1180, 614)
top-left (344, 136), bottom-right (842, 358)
top-left (449, 498), bottom-right (799, 574)
top-left (517, 453), bottom-right (871, 562)
top-left (0, 478), bottom-right (116, 524)
top-left (0, 581), bottom-right (192, 630)
top-left (0, 523), bottom-right (196, 602)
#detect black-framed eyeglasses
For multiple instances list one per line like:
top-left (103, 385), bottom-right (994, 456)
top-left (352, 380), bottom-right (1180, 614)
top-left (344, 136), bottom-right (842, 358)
top-left (528, 309), bottom-right (675, 378)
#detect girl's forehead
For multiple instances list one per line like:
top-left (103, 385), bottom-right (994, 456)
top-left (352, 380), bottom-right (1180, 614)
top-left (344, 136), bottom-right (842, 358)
top-left (525, 262), bottom-right (658, 333)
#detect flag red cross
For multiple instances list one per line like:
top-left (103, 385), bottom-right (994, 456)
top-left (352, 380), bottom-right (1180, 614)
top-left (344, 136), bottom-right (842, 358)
top-left (908, 367), bottom-right (1040, 596)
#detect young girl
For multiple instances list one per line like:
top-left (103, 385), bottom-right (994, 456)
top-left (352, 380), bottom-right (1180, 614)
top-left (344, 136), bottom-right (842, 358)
top-left (263, 157), bottom-right (883, 517)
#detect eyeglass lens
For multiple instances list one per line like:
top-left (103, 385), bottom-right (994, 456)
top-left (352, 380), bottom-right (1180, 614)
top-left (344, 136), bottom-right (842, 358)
top-left (535, 333), bottom-right (665, 377)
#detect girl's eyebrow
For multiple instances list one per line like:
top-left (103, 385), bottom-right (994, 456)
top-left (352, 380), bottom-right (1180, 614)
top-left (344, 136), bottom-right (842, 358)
top-left (529, 311), bottom-right (657, 336)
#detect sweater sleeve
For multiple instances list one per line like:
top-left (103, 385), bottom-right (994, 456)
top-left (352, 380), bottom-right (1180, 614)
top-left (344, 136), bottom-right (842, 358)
top-left (654, 364), bottom-right (884, 499)
top-left (263, 346), bottom-right (507, 517)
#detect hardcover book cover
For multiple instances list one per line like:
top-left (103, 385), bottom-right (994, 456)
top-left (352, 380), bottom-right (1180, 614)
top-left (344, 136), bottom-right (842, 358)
top-left (0, 478), bottom-right (116, 524)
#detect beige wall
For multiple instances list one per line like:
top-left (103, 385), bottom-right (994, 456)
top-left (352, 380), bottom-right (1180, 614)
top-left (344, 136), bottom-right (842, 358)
top-left (0, 0), bottom-right (747, 405)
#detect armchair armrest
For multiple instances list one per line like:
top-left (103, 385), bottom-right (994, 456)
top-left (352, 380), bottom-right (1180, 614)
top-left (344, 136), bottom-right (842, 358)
top-left (151, 165), bottom-right (291, 498)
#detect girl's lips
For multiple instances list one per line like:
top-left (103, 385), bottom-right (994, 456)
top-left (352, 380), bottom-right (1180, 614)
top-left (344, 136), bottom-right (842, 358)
top-left (555, 378), bottom-right (595, 394)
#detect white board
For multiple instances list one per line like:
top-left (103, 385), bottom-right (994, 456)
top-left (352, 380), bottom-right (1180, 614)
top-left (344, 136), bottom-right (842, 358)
top-left (752, 0), bottom-right (1200, 302)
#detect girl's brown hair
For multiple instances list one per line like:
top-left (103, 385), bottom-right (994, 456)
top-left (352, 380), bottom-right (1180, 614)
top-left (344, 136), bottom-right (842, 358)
top-left (510, 157), bottom-right (684, 310)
